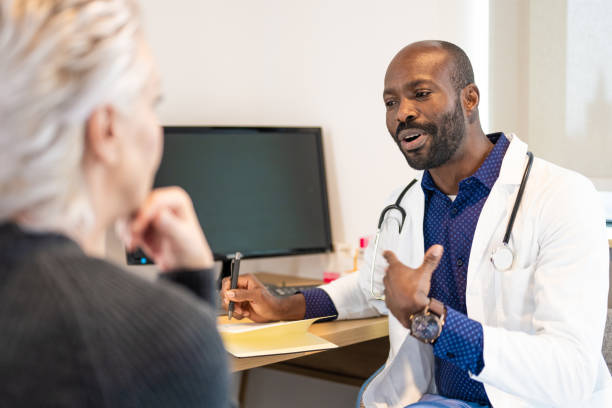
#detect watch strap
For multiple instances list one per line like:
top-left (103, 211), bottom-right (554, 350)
top-left (428, 298), bottom-right (447, 323)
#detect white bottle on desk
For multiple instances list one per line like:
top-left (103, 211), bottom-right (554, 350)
top-left (353, 237), bottom-right (369, 272)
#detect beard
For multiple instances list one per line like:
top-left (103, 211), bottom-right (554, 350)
top-left (395, 96), bottom-right (465, 170)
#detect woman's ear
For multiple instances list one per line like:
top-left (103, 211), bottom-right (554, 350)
top-left (85, 106), bottom-right (120, 166)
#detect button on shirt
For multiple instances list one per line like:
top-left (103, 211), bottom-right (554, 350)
top-left (301, 133), bottom-right (510, 407)
top-left (424, 132), bottom-right (509, 406)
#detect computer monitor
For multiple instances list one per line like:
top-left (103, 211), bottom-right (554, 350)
top-left (127, 126), bottom-right (333, 280)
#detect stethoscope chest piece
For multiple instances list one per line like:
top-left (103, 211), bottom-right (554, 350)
top-left (491, 243), bottom-right (514, 271)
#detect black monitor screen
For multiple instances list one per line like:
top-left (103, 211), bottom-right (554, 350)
top-left (152, 126), bottom-right (332, 259)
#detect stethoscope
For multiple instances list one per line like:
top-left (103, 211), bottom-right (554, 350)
top-left (369, 151), bottom-right (534, 300)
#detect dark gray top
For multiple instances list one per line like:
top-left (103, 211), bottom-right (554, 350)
top-left (0, 223), bottom-right (230, 407)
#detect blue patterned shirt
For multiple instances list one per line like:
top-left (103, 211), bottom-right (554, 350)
top-left (301, 133), bottom-right (510, 407)
top-left (424, 132), bottom-right (509, 405)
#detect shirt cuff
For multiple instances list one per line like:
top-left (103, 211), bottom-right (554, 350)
top-left (433, 306), bottom-right (485, 375)
top-left (300, 288), bottom-right (338, 321)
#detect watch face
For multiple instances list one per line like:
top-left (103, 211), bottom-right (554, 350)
top-left (411, 313), bottom-right (441, 342)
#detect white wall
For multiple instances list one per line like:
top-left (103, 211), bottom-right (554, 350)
top-left (125, 2), bottom-right (491, 407)
top-left (130, 0), bottom-right (490, 280)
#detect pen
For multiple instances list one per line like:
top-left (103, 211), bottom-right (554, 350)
top-left (228, 252), bottom-right (242, 320)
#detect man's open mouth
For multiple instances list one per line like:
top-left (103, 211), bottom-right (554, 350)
top-left (401, 133), bottom-right (421, 143)
top-left (398, 129), bottom-right (428, 152)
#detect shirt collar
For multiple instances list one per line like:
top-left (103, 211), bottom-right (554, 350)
top-left (421, 132), bottom-right (510, 193)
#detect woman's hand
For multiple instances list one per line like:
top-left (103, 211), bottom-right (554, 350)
top-left (124, 186), bottom-right (214, 272)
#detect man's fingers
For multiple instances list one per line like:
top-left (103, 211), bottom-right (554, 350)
top-left (236, 275), bottom-right (254, 287)
top-left (236, 274), bottom-right (263, 290)
top-left (222, 275), bottom-right (255, 295)
top-left (233, 303), bottom-right (248, 316)
top-left (383, 250), bottom-right (400, 265)
top-left (221, 277), bottom-right (231, 292)
top-left (230, 311), bottom-right (245, 320)
top-left (222, 275), bottom-right (262, 305)
top-left (421, 244), bottom-right (444, 274)
top-left (227, 288), bottom-right (258, 303)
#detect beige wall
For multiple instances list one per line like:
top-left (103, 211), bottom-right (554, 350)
top-left (489, 0), bottom-right (530, 142)
top-left (490, 0), bottom-right (612, 191)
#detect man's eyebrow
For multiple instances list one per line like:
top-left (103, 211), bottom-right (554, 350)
top-left (383, 79), bottom-right (434, 95)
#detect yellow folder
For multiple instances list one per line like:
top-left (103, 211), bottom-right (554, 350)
top-left (218, 317), bottom-right (338, 358)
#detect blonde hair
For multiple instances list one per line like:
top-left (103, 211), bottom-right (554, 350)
top-left (0, 0), bottom-right (151, 233)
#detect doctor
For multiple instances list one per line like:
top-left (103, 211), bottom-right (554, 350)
top-left (221, 41), bottom-right (612, 407)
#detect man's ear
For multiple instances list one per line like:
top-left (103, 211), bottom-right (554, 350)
top-left (462, 84), bottom-right (480, 124)
top-left (85, 106), bottom-right (120, 165)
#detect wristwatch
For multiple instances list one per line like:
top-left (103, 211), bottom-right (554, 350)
top-left (408, 298), bottom-right (447, 344)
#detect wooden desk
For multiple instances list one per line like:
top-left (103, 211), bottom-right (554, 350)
top-left (219, 272), bottom-right (389, 373)
top-left (224, 315), bottom-right (388, 373)
top-left (219, 273), bottom-right (390, 388)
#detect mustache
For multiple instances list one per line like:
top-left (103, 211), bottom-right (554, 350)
top-left (395, 120), bottom-right (438, 141)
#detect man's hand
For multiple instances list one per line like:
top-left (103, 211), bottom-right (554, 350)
top-left (220, 274), bottom-right (306, 323)
top-left (123, 187), bottom-right (214, 272)
top-left (383, 244), bottom-right (444, 327)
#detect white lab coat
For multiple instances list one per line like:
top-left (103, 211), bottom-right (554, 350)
top-left (323, 134), bottom-right (612, 407)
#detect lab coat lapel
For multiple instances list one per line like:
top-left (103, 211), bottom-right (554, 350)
top-left (390, 180), bottom-right (425, 351)
top-left (466, 134), bottom-right (528, 316)
top-left (407, 183), bottom-right (425, 266)
top-left (379, 179), bottom-right (434, 405)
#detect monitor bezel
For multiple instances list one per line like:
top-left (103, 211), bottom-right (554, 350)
top-left (160, 125), bottom-right (334, 261)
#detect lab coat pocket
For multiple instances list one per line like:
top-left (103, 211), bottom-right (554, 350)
top-left (497, 263), bottom-right (537, 329)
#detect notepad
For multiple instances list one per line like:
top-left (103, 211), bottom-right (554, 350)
top-left (218, 317), bottom-right (338, 358)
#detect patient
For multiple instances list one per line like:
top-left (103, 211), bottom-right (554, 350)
top-left (0, 0), bottom-right (230, 406)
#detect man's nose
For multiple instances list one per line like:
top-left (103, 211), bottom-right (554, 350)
top-left (396, 99), bottom-right (418, 123)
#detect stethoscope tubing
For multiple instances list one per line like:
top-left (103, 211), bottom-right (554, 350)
top-left (370, 179), bottom-right (417, 299)
top-left (376, 178), bottom-right (417, 230)
top-left (503, 151), bottom-right (534, 244)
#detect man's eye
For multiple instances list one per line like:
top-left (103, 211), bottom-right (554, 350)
top-left (416, 91), bottom-right (431, 98)
top-left (385, 100), bottom-right (397, 108)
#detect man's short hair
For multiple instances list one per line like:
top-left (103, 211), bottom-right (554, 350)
top-left (437, 41), bottom-right (475, 92)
